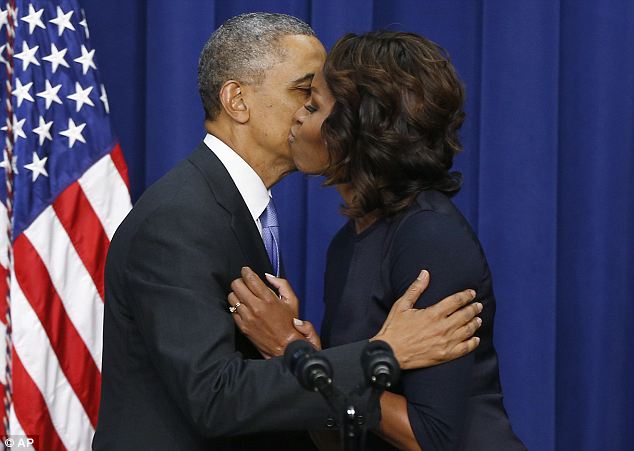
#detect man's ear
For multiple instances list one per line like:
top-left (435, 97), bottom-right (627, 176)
top-left (219, 80), bottom-right (249, 124)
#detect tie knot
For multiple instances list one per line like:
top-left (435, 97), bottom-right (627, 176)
top-left (260, 197), bottom-right (280, 276)
top-left (260, 198), bottom-right (278, 229)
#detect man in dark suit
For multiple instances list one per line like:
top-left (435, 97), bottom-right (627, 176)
top-left (93, 13), bottom-right (481, 451)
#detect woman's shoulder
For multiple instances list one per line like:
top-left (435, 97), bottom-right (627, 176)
top-left (383, 190), bottom-right (487, 273)
top-left (384, 190), bottom-right (490, 297)
top-left (392, 190), bottom-right (475, 240)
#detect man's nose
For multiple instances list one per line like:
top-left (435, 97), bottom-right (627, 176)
top-left (293, 106), bottom-right (307, 125)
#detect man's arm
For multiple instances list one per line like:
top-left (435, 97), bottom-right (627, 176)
top-left (122, 200), bottom-right (372, 437)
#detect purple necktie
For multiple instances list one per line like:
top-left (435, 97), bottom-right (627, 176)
top-left (260, 198), bottom-right (280, 276)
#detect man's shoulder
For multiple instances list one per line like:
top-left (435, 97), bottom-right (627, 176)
top-left (112, 146), bottom-right (229, 241)
top-left (137, 144), bottom-right (225, 209)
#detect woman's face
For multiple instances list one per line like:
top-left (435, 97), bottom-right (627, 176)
top-left (288, 70), bottom-right (335, 175)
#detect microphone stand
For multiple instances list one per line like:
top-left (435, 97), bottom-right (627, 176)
top-left (285, 340), bottom-right (400, 451)
top-left (315, 374), bottom-right (363, 451)
top-left (284, 341), bottom-right (365, 451)
top-left (341, 401), bottom-right (364, 451)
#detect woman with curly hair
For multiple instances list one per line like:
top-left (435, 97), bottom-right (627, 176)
top-left (235, 31), bottom-right (526, 450)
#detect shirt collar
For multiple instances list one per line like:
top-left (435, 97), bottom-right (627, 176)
top-left (203, 133), bottom-right (270, 221)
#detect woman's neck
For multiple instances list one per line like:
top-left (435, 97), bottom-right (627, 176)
top-left (335, 184), bottom-right (378, 234)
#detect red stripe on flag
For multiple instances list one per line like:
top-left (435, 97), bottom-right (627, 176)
top-left (53, 183), bottom-right (109, 300)
top-left (12, 352), bottom-right (66, 451)
top-left (14, 235), bottom-right (101, 427)
top-left (109, 143), bottom-right (130, 190)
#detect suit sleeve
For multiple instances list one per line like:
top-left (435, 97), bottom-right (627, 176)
top-left (123, 198), bottom-right (371, 437)
top-left (389, 210), bottom-right (485, 451)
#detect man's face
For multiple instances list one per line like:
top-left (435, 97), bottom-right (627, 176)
top-left (242, 35), bottom-right (326, 172)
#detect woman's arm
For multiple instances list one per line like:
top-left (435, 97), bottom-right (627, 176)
top-left (385, 208), bottom-right (484, 450)
top-left (376, 391), bottom-right (422, 451)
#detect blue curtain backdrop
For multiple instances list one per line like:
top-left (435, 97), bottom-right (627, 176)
top-left (82, 1), bottom-right (633, 450)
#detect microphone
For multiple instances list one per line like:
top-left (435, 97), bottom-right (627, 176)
top-left (284, 340), bottom-right (334, 393)
top-left (361, 340), bottom-right (400, 389)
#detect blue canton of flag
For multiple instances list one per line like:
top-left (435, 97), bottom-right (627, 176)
top-left (1, 0), bottom-right (115, 238)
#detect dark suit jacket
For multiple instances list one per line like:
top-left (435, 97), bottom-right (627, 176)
top-left (92, 142), bottom-right (373, 450)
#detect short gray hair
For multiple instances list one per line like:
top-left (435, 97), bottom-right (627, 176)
top-left (198, 12), bottom-right (316, 120)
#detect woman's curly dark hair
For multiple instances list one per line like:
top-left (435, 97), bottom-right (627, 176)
top-left (322, 31), bottom-right (466, 218)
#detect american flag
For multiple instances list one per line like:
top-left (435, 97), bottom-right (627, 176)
top-left (0, 0), bottom-right (131, 449)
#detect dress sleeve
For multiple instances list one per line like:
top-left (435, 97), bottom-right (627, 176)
top-left (388, 209), bottom-right (485, 451)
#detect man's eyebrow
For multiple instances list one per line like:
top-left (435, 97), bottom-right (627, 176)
top-left (291, 73), bottom-right (314, 85)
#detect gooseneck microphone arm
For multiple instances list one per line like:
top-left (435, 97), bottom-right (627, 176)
top-left (285, 340), bottom-right (367, 450)
top-left (284, 340), bottom-right (346, 413)
top-left (359, 340), bottom-right (401, 450)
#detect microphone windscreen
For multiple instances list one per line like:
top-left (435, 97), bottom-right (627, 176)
top-left (361, 340), bottom-right (392, 369)
top-left (361, 340), bottom-right (400, 385)
top-left (283, 339), bottom-right (316, 375)
top-left (364, 340), bottom-right (393, 355)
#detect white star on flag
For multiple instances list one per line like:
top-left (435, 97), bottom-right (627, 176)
top-left (24, 152), bottom-right (49, 182)
top-left (59, 118), bottom-right (86, 147)
top-left (2, 116), bottom-right (27, 140)
top-left (0, 150), bottom-right (19, 174)
top-left (0, 150), bottom-right (11, 171)
top-left (21, 4), bottom-right (45, 34)
top-left (12, 78), bottom-right (34, 107)
top-left (73, 45), bottom-right (96, 74)
top-left (0, 44), bottom-right (7, 66)
top-left (42, 43), bottom-right (69, 73)
top-left (49, 6), bottom-right (75, 36)
top-left (32, 116), bottom-right (54, 146)
top-left (0, 151), bottom-right (10, 172)
top-left (79, 10), bottom-right (89, 38)
top-left (14, 41), bottom-right (40, 70)
top-left (0, 7), bottom-right (8, 32)
top-left (67, 82), bottom-right (94, 112)
top-left (100, 84), bottom-right (109, 114)
top-left (37, 80), bottom-right (63, 109)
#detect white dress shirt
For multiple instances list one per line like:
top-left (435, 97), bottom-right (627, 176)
top-left (203, 133), bottom-right (270, 236)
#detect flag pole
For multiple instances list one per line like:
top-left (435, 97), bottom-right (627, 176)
top-left (2, 0), bottom-right (16, 438)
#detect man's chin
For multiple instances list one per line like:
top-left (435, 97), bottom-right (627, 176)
top-left (278, 166), bottom-right (299, 179)
top-left (296, 166), bottom-right (326, 177)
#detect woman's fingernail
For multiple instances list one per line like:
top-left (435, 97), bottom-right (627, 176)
top-left (469, 289), bottom-right (476, 298)
top-left (293, 318), bottom-right (304, 326)
top-left (265, 272), bottom-right (276, 279)
top-left (476, 302), bottom-right (483, 312)
top-left (417, 270), bottom-right (429, 281)
top-left (476, 317), bottom-right (482, 326)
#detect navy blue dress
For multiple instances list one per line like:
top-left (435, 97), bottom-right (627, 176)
top-left (321, 190), bottom-right (527, 451)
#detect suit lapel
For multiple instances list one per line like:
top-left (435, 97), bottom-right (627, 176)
top-left (187, 142), bottom-right (274, 278)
